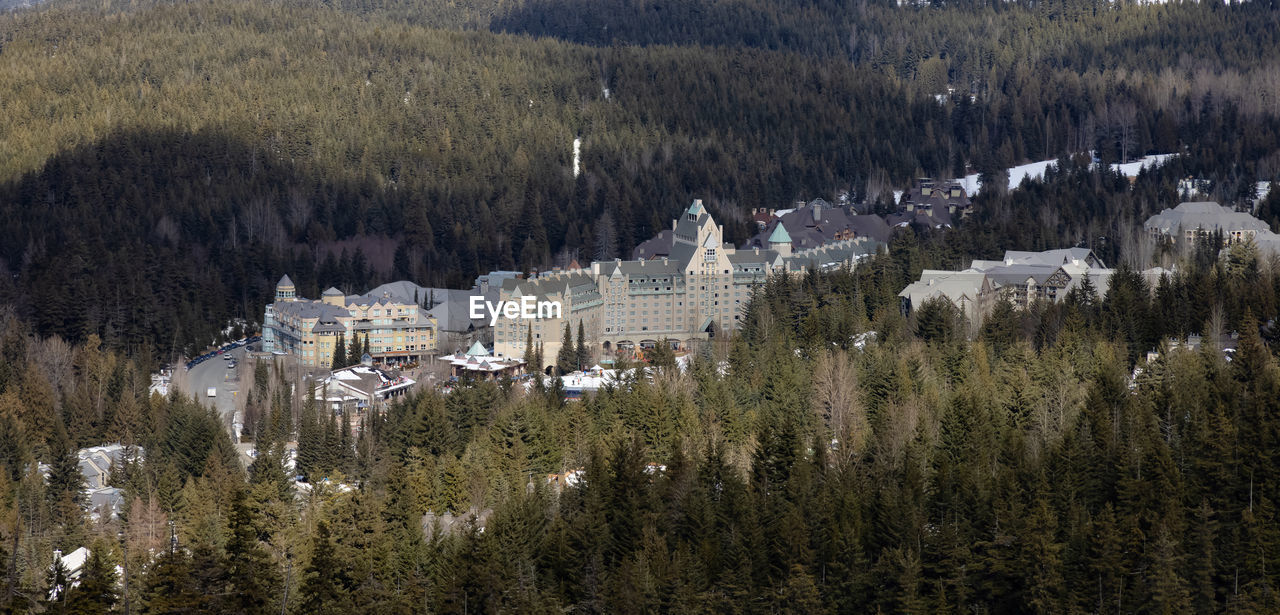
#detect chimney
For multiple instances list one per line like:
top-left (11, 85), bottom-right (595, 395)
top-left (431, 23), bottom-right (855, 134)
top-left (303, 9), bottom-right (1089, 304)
top-left (813, 200), bottom-right (822, 223)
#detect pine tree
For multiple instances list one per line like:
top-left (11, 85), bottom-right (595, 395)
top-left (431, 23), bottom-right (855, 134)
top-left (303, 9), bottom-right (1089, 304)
top-left (556, 322), bottom-right (575, 375)
top-left (332, 333), bottom-right (346, 370)
top-left (523, 327), bottom-right (535, 371)
top-left (46, 425), bottom-right (81, 501)
top-left (646, 339), bottom-right (676, 371)
top-left (348, 335), bottom-right (363, 367)
top-left (1145, 524), bottom-right (1192, 614)
top-left (0, 410), bottom-right (28, 483)
top-left (223, 490), bottom-right (281, 615)
top-left (138, 549), bottom-right (203, 614)
top-left (294, 522), bottom-right (352, 615)
top-left (776, 564), bottom-right (824, 614)
top-left (45, 554), bottom-right (70, 608)
top-left (1020, 497), bottom-right (1064, 614)
top-left (64, 546), bottom-right (118, 615)
top-left (1090, 503), bottom-right (1125, 614)
top-left (296, 392), bottom-right (321, 481)
top-left (576, 320), bottom-right (589, 370)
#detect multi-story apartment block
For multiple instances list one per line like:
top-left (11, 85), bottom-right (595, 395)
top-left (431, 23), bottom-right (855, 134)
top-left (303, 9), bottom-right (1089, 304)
top-left (493, 200), bottom-right (882, 369)
top-left (899, 248), bottom-right (1113, 324)
top-left (263, 275), bottom-right (438, 368)
top-left (1144, 201), bottom-right (1276, 247)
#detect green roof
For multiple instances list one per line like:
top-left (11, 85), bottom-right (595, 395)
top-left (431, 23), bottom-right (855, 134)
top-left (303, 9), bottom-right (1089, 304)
top-left (465, 341), bottom-right (489, 356)
top-left (768, 223), bottom-right (792, 244)
top-left (686, 199), bottom-right (703, 216)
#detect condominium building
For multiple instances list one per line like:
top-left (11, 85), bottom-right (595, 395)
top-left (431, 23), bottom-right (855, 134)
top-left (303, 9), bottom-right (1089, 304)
top-left (493, 200), bottom-right (882, 369)
top-left (1144, 201), bottom-right (1274, 246)
top-left (262, 275), bottom-right (438, 368)
top-left (899, 248), bottom-right (1113, 323)
top-left (890, 178), bottom-right (973, 227)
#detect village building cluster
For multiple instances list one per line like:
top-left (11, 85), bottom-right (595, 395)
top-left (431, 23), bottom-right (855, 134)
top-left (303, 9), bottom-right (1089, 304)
top-left (261, 189), bottom-right (1280, 377)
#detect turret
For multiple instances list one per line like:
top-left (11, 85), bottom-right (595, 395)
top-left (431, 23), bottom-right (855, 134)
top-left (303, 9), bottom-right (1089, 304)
top-left (275, 274), bottom-right (296, 301)
top-left (768, 223), bottom-right (793, 257)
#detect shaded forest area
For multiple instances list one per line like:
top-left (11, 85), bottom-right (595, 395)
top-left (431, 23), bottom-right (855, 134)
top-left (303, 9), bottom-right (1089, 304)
top-left (4, 237), bottom-right (1280, 612)
top-left (1, 0), bottom-right (1279, 358)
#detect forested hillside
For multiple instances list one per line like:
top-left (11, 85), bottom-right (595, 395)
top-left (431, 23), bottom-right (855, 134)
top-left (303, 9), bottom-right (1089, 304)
top-left (1, 0), bottom-right (1279, 357)
top-left (5, 240), bottom-right (1280, 612)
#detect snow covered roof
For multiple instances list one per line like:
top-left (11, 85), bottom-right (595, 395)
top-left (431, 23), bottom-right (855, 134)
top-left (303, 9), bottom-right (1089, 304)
top-left (1145, 201), bottom-right (1272, 235)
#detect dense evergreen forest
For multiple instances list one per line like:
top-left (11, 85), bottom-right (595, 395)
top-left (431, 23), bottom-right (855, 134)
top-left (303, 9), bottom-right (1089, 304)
top-left (0, 0), bottom-right (1278, 357)
top-left (3, 0), bottom-right (1280, 608)
top-left (5, 233), bottom-right (1280, 611)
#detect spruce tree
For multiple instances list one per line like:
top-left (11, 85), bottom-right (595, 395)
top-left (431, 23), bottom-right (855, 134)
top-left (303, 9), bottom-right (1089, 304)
top-left (138, 550), bottom-right (203, 614)
top-left (347, 335), bottom-right (363, 367)
top-left (46, 425), bottom-right (81, 502)
top-left (0, 411), bottom-right (28, 483)
top-left (555, 322), bottom-right (575, 375)
top-left (647, 339), bottom-right (676, 371)
top-left (64, 546), bottom-right (118, 615)
top-left (295, 522), bottom-right (351, 615)
top-left (44, 554), bottom-right (70, 608)
top-left (576, 320), bottom-right (588, 370)
top-left (296, 392), bottom-right (321, 481)
top-left (523, 327), bottom-right (535, 371)
top-left (223, 490), bottom-right (281, 615)
top-left (332, 333), bottom-right (346, 370)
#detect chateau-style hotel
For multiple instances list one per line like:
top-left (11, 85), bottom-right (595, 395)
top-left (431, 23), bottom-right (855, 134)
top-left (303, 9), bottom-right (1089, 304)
top-left (264, 199), bottom-right (883, 370)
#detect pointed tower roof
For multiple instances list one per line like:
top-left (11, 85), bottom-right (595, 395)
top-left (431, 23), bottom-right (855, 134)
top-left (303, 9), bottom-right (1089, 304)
top-left (686, 199), bottom-right (704, 217)
top-left (277, 274), bottom-right (295, 287)
top-left (322, 287), bottom-right (343, 296)
top-left (465, 341), bottom-right (489, 357)
top-left (768, 223), bottom-right (792, 244)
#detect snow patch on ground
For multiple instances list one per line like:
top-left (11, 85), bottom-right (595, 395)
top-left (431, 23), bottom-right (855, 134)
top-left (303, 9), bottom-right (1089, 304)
top-left (1110, 153), bottom-right (1178, 178)
top-left (958, 152), bottom-right (1177, 197)
top-left (1007, 159), bottom-right (1059, 190)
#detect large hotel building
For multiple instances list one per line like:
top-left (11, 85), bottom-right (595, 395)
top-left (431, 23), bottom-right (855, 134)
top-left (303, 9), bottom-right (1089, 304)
top-left (264, 199), bottom-right (882, 371)
top-left (263, 277), bottom-right (438, 367)
top-left (492, 200), bottom-right (881, 367)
